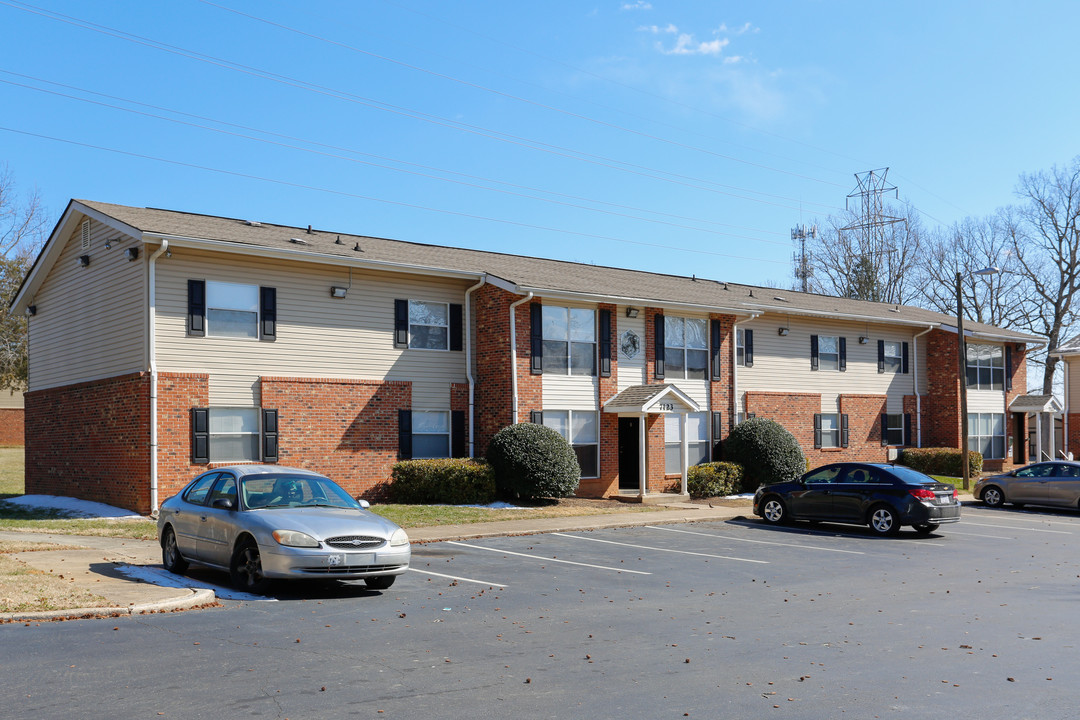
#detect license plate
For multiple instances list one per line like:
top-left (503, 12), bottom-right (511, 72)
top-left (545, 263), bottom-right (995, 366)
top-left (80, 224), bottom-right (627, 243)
top-left (326, 554), bottom-right (343, 566)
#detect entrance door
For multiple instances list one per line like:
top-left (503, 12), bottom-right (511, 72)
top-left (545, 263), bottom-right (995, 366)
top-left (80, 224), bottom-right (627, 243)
top-left (618, 417), bottom-right (640, 491)
top-left (1013, 413), bottom-right (1026, 464)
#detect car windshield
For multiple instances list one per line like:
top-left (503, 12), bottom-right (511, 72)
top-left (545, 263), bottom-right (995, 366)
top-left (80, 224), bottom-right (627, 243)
top-left (241, 475), bottom-right (362, 510)
top-left (884, 465), bottom-right (937, 486)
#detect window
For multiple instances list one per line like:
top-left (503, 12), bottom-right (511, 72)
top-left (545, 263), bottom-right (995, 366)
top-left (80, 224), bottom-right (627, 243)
top-left (206, 281), bottom-right (259, 338)
top-left (209, 408), bottom-right (260, 462)
top-left (818, 336), bottom-right (839, 371)
top-left (819, 413), bottom-right (840, 447)
top-left (882, 341), bottom-right (902, 373)
top-left (884, 414), bottom-right (905, 445)
top-left (183, 473), bottom-right (219, 506)
top-left (968, 412), bottom-right (1005, 459)
top-left (412, 411), bottom-right (450, 459)
top-left (966, 344), bottom-right (1004, 390)
top-left (542, 306), bottom-right (596, 375)
top-left (1014, 463), bottom-right (1056, 478)
top-left (542, 410), bottom-right (599, 477)
top-left (409, 301), bottom-right (449, 350)
top-left (803, 465), bottom-right (843, 484)
top-left (664, 412), bottom-right (709, 474)
top-left (665, 317), bottom-right (708, 379)
top-left (736, 328), bottom-right (753, 367)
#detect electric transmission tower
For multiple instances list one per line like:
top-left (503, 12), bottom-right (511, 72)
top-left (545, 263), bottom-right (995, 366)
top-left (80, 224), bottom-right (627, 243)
top-left (838, 168), bottom-right (906, 301)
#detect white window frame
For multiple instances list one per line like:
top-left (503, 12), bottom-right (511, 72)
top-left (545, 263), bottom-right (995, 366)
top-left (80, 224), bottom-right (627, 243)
top-left (412, 410), bottom-right (451, 459)
top-left (665, 412), bottom-right (709, 474)
top-left (736, 328), bottom-right (746, 367)
top-left (818, 336), bottom-right (840, 372)
top-left (883, 341), bottom-right (903, 373)
top-left (969, 412), bottom-right (1005, 459)
top-left (541, 409), bottom-right (599, 478)
top-left (966, 344), bottom-right (1004, 390)
top-left (664, 317), bottom-right (708, 380)
top-left (206, 281), bottom-right (259, 340)
top-left (542, 306), bottom-right (596, 376)
top-left (885, 413), bottom-right (905, 446)
top-left (819, 413), bottom-right (840, 448)
top-left (208, 407), bottom-right (260, 462)
top-left (408, 300), bottom-right (450, 351)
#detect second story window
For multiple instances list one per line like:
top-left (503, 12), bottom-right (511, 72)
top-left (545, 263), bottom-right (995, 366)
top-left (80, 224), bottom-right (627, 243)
top-left (207, 281), bottom-right (259, 338)
top-left (409, 300), bottom-right (449, 350)
top-left (966, 344), bottom-right (1004, 390)
top-left (736, 328), bottom-right (753, 367)
top-left (664, 317), bottom-right (708, 379)
top-left (811, 334), bottom-right (845, 372)
top-left (542, 306), bottom-right (595, 375)
top-left (882, 341), bottom-right (902, 373)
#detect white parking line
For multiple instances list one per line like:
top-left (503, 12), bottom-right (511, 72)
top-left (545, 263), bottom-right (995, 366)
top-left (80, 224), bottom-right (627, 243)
top-left (551, 532), bottom-right (769, 564)
top-left (961, 521), bottom-right (1071, 535)
top-left (947, 530), bottom-right (1016, 540)
top-left (445, 541), bottom-right (652, 575)
top-left (646, 525), bottom-right (865, 554)
top-left (963, 509), bottom-right (1079, 526)
top-left (407, 568), bottom-right (507, 587)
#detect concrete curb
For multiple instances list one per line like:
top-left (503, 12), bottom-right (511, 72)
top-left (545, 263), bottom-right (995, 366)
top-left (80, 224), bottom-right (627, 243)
top-left (0, 588), bottom-right (217, 623)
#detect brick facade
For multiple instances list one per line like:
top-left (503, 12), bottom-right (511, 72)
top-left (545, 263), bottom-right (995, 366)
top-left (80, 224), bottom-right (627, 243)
top-left (156, 372), bottom-right (210, 503)
top-left (25, 372), bottom-right (152, 513)
top-left (584, 302), bottom-right (620, 498)
top-left (0, 408), bottom-right (24, 446)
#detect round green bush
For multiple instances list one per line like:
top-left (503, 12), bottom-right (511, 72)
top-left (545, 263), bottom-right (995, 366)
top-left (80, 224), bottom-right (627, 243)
top-left (684, 461), bottom-right (744, 498)
top-left (486, 422), bottom-right (581, 500)
top-left (724, 418), bottom-right (805, 491)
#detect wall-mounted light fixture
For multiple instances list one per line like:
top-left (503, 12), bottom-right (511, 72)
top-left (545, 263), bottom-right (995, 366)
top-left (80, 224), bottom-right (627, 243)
top-left (625, 307), bottom-right (639, 318)
top-left (859, 336), bottom-right (870, 344)
top-left (125, 247), bottom-right (140, 261)
top-left (104, 240), bottom-right (112, 250)
top-left (777, 327), bottom-right (789, 336)
top-left (78, 255), bottom-right (91, 267)
top-left (25, 305), bottom-right (36, 317)
top-left (330, 286), bottom-right (348, 299)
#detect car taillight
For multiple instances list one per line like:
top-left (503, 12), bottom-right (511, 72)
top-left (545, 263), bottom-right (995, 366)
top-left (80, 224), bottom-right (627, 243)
top-left (909, 488), bottom-right (936, 501)
top-left (952, 489), bottom-right (958, 499)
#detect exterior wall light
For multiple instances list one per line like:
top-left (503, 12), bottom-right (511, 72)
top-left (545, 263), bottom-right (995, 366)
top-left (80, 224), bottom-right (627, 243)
top-left (25, 305), bottom-right (36, 317)
top-left (859, 336), bottom-right (870, 344)
top-left (330, 286), bottom-right (348, 299)
top-left (777, 327), bottom-right (789, 336)
top-left (625, 307), bottom-right (639, 318)
top-left (78, 255), bottom-right (91, 267)
top-left (125, 247), bottom-right (140, 261)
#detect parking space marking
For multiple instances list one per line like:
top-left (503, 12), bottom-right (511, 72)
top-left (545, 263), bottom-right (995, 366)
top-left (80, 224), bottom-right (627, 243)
top-left (646, 525), bottom-right (864, 554)
top-left (947, 530), bottom-right (1015, 540)
top-left (445, 541), bottom-right (652, 575)
top-left (407, 568), bottom-right (507, 587)
top-left (962, 509), bottom-right (1078, 526)
top-left (726, 518), bottom-right (949, 546)
top-left (551, 532), bottom-right (769, 564)
top-left (960, 521), bottom-right (1071, 534)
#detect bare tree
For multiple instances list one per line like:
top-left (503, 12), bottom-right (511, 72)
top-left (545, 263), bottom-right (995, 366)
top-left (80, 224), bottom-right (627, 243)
top-left (801, 202), bottom-right (923, 304)
top-left (0, 164), bottom-right (47, 392)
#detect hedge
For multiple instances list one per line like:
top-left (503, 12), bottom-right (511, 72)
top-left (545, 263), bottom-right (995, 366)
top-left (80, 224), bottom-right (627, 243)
top-left (389, 458), bottom-right (497, 504)
top-left (486, 422), bottom-right (581, 499)
top-left (674, 462), bottom-right (744, 498)
top-left (898, 447), bottom-right (983, 478)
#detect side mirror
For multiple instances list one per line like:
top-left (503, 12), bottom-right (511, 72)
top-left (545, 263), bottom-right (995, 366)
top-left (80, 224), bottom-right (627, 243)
top-left (211, 497), bottom-right (235, 510)
top-left (357, 499), bottom-right (371, 509)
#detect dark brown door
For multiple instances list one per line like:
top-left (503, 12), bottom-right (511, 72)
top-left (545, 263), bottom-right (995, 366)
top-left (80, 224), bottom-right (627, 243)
top-left (618, 417), bottom-right (640, 490)
top-left (1014, 413), bottom-right (1026, 464)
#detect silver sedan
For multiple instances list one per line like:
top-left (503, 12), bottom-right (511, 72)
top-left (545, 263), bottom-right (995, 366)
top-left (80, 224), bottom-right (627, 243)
top-left (974, 461), bottom-right (1080, 510)
top-left (157, 466), bottom-right (410, 592)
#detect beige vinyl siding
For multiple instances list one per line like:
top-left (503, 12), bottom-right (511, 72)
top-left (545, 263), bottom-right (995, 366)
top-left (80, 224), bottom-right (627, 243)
top-left (738, 315), bottom-right (917, 413)
top-left (27, 218), bottom-right (146, 391)
top-left (542, 375), bottom-right (598, 411)
top-left (0, 389), bottom-right (24, 409)
top-left (968, 388), bottom-right (1006, 414)
top-left (154, 248), bottom-right (470, 407)
top-left (616, 310), bottom-right (646, 392)
top-left (666, 379), bottom-right (708, 409)
top-left (1069, 358), bottom-right (1080, 412)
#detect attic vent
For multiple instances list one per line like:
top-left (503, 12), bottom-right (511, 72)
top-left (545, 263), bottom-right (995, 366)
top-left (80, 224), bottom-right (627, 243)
top-left (289, 237), bottom-right (309, 245)
top-left (773, 296), bottom-right (788, 302)
top-left (244, 220), bottom-right (263, 227)
top-left (81, 219), bottom-right (91, 250)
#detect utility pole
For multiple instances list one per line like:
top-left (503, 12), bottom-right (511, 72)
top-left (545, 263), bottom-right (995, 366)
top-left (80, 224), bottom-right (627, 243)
top-left (791, 224), bottom-right (816, 293)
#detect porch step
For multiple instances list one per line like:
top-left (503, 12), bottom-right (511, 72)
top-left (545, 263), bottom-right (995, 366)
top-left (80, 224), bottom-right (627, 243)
top-left (613, 492), bottom-right (691, 505)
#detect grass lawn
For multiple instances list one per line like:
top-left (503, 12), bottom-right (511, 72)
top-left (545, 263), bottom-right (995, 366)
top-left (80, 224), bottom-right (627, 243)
top-left (0, 447), bottom-right (24, 498)
top-left (0, 540), bottom-right (110, 613)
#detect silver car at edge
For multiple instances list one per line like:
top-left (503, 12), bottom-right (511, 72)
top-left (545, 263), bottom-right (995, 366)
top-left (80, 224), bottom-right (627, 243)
top-left (974, 460), bottom-right (1080, 511)
top-left (157, 465), bottom-right (410, 592)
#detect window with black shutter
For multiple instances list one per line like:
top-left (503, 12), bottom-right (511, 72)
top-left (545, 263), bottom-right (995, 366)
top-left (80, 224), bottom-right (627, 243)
top-left (449, 304), bottom-right (463, 352)
top-left (187, 280), bottom-right (205, 337)
top-left (398, 409), bottom-right (412, 460)
top-left (744, 329), bottom-right (754, 367)
top-left (451, 410), bottom-right (465, 457)
top-left (260, 287), bottom-right (276, 340)
top-left (530, 410), bottom-right (543, 424)
top-left (261, 408), bottom-right (279, 462)
top-left (710, 320), bottom-right (722, 380)
top-left (711, 412), bottom-right (724, 460)
top-left (1005, 345), bottom-right (1013, 390)
top-left (394, 299), bottom-right (409, 348)
top-left (654, 313), bottom-right (665, 379)
top-left (838, 337), bottom-right (847, 372)
top-left (191, 408), bottom-right (209, 464)
top-left (810, 334), bottom-right (819, 370)
top-left (599, 309), bottom-right (612, 378)
top-left (530, 303), bottom-right (543, 375)
top-left (840, 413), bottom-right (849, 447)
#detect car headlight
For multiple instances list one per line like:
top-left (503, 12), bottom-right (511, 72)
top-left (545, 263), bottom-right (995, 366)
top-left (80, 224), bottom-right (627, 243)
top-left (389, 528), bottom-right (410, 547)
top-left (272, 529), bottom-right (320, 548)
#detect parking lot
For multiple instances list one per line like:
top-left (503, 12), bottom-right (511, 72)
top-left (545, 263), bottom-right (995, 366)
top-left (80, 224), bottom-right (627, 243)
top-left (8, 505), bottom-right (1080, 719)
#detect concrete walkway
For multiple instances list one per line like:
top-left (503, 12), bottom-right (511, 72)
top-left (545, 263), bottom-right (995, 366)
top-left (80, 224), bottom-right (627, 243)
top-left (0, 500), bottom-right (751, 623)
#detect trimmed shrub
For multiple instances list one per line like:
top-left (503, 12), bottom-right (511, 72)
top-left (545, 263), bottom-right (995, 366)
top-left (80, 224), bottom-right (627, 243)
top-left (723, 418), bottom-right (805, 491)
top-left (680, 462), bottom-right (744, 498)
top-left (899, 447), bottom-right (982, 479)
top-left (486, 422), bottom-right (581, 500)
top-left (390, 458), bottom-right (497, 505)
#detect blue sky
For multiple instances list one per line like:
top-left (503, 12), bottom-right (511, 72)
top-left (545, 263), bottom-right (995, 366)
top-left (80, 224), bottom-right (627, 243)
top-left (1, 1), bottom-right (1077, 287)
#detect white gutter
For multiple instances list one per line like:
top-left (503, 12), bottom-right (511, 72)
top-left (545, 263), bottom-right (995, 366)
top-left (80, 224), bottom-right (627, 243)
top-left (508, 292), bottom-right (535, 425)
top-left (911, 325), bottom-right (934, 448)
top-left (463, 276), bottom-right (487, 457)
top-left (730, 312), bottom-right (762, 422)
top-left (148, 240), bottom-right (169, 513)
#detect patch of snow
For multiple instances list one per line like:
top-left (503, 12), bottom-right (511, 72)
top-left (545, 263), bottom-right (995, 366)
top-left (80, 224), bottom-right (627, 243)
top-left (1, 494), bottom-right (142, 519)
top-left (113, 564), bottom-right (274, 602)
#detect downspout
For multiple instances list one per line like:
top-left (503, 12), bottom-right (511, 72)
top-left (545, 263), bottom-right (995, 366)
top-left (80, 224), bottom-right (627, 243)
top-left (508, 292), bottom-right (535, 425)
top-left (912, 325), bottom-right (934, 448)
top-left (463, 276), bottom-right (486, 457)
top-left (730, 313), bottom-right (761, 422)
top-left (1064, 360), bottom-right (1070, 460)
top-left (148, 240), bottom-right (169, 514)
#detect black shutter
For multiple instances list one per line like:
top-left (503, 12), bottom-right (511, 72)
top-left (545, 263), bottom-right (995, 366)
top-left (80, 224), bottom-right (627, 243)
top-left (261, 409), bottom-right (278, 462)
top-left (711, 412), bottom-right (724, 461)
top-left (449, 304), bottom-right (463, 351)
top-left (841, 414), bottom-right (850, 448)
top-left (748, 412), bottom-right (756, 419)
top-left (881, 413), bottom-right (889, 446)
top-left (1005, 345), bottom-right (1013, 390)
top-left (744, 329), bottom-right (754, 367)
top-left (877, 340), bottom-right (886, 373)
top-left (530, 303), bottom-right (543, 375)
top-left (710, 319), bottom-right (722, 381)
top-left (398, 410), bottom-right (412, 460)
top-left (813, 413), bottom-right (822, 449)
top-left (838, 337), bottom-right (847, 372)
top-left (530, 410), bottom-right (543, 424)
top-left (654, 314), bottom-right (665, 379)
top-left (599, 309), bottom-right (612, 378)
top-left (187, 280), bottom-right (205, 337)
top-left (191, 408), bottom-right (209, 464)
top-left (904, 414), bottom-right (912, 447)
top-left (902, 342), bottom-right (910, 374)
top-left (810, 335), bottom-right (819, 370)
top-left (451, 410), bottom-right (465, 458)
top-left (260, 287), bottom-right (276, 340)
top-left (394, 300), bottom-right (409, 348)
